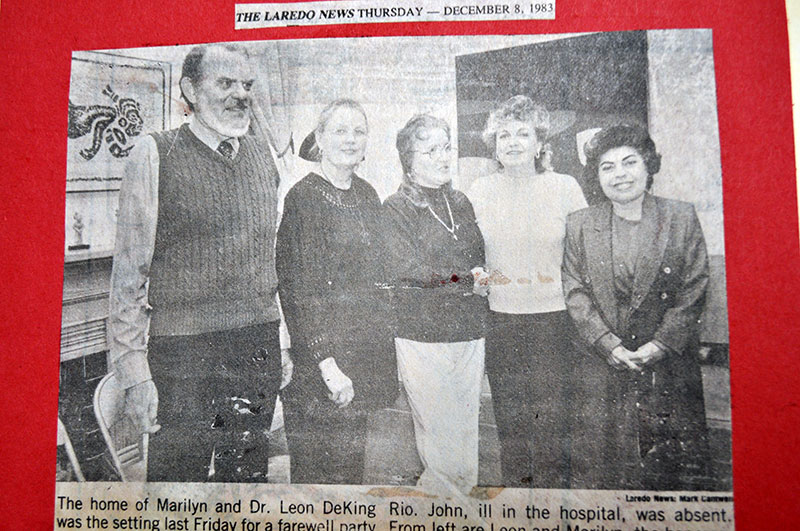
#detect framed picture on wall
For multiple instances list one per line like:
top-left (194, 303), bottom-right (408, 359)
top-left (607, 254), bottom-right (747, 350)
top-left (65, 51), bottom-right (171, 258)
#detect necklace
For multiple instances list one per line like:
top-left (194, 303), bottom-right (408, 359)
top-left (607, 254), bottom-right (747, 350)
top-left (427, 189), bottom-right (459, 240)
top-left (319, 162), bottom-right (353, 190)
top-left (315, 170), bottom-right (371, 245)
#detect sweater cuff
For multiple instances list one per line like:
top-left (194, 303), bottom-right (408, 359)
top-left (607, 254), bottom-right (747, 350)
top-left (307, 335), bottom-right (333, 363)
top-left (112, 351), bottom-right (152, 389)
top-left (594, 332), bottom-right (623, 356)
top-left (651, 339), bottom-right (673, 356)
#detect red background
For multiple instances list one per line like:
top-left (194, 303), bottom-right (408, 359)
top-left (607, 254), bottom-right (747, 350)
top-left (1, 0), bottom-right (798, 528)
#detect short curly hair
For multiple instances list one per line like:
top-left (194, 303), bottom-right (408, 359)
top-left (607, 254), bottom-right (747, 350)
top-left (482, 95), bottom-right (550, 150)
top-left (584, 124), bottom-right (661, 190)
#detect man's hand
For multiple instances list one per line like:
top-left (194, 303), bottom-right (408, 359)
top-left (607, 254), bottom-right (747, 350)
top-left (125, 380), bottom-right (160, 434)
top-left (318, 357), bottom-right (354, 408)
top-left (280, 348), bottom-right (294, 390)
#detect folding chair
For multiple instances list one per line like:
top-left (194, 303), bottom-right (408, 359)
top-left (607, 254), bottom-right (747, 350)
top-left (57, 417), bottom-right (85, 481)
top-left (93, 372), bottom-right (148, 481)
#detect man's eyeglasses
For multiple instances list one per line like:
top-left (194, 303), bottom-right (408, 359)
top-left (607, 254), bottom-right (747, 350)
top-left (410, 144), bottom-right (455, 159)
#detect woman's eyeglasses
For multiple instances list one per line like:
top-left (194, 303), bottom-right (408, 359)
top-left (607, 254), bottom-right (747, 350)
top-left (410, 144), bottom-right (455, 159)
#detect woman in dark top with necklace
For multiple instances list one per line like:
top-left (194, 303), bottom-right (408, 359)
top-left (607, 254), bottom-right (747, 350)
top-left (383, 114), bottom-right (489, 495)
top-left (562, 124), bottom-right (710, 489)
top-left (276, 99), bottom-right (397, 484)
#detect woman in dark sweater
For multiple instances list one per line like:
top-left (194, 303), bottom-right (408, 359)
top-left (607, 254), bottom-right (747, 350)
top-left (276, 99), bottom-right (397, 484)
top-left (383, 114), bottom-right (489, 495)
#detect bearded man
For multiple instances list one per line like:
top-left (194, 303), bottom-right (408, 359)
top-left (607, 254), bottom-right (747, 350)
top-left (107, 43), bottom-right (284, 482)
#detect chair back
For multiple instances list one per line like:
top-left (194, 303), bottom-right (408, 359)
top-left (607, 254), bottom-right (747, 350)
top-left (93, 372), bottom-right (148, 481)
top-left (57, 417), bottom-right (85, 481)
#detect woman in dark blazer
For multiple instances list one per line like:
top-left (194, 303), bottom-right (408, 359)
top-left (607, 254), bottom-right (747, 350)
top-left (562, 124), bottom-right (710, 490)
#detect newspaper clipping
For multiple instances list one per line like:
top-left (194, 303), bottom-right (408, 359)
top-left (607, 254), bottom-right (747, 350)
top-left (56, 29), bottom-right (734, 531)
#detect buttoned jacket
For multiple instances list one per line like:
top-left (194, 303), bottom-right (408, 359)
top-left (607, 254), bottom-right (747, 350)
top-left (562, 193), bottom-right (709, 357)
top-left (562, 193), bottom-right (710, 488)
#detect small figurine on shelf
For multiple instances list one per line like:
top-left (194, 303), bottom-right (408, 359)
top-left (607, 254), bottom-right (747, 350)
top-left (68, 211), bottom-right (90, 251)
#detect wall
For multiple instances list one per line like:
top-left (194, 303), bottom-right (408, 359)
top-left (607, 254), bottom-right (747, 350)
top-left (61, 30), bottom-right (727, 359)
top-left (648, 29), bottom-right (725, 255)
top-left (270, 34), bottom-right (584, 199)
top-left (111, 35), bottom-right (576, 198)
top-left (103, 30), bottom-right (725, 253)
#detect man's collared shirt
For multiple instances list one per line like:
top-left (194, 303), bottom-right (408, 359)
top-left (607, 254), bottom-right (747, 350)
top-left (190, 117), bottom-right (240, 158)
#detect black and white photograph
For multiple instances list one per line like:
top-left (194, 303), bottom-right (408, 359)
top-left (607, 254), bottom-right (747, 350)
top-left (57, 30), bottom-right (731, 498)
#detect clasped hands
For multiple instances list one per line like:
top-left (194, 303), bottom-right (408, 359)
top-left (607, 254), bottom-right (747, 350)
top-left (319, 357), bottom-right (354, 408)
top-left (609, 341), bottom-right (665, 371)
top-left (471, 266), bottom-right (490, 297)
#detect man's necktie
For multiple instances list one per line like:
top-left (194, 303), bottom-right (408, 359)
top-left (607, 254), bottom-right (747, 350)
top-left (217, 140), bottom-right (234, 159)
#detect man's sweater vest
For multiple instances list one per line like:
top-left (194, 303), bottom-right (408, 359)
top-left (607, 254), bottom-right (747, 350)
top-left (148, 124), bottom-right (280, 336)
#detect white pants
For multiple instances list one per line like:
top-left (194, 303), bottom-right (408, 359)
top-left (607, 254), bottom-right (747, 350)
top-left (395, 337), bottom-right (485, 495)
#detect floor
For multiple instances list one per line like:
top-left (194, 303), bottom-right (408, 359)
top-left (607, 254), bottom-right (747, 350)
top-left (58, 349), bottom-right (732, 490)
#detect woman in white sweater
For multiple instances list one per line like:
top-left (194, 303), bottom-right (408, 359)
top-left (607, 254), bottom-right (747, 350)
top-left (468, 95), bottom-right (587, 488)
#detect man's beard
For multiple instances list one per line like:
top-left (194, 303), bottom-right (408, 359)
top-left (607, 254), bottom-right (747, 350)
top-left (197, 103), bottom-right (251, 138)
